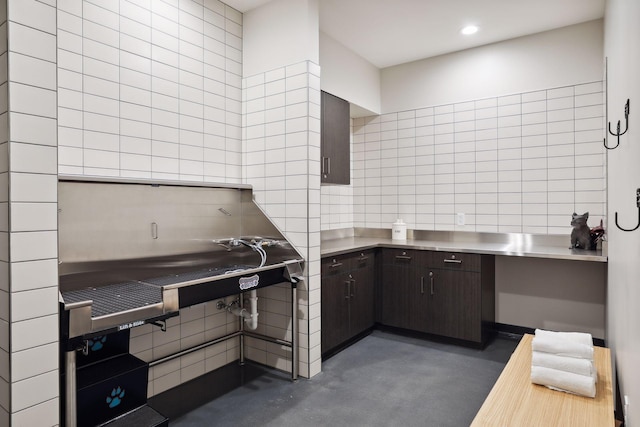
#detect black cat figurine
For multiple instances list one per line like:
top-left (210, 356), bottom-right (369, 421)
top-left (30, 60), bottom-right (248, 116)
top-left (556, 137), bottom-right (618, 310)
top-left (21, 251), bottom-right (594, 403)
top-left (570, 212), bottom-right (591, 249)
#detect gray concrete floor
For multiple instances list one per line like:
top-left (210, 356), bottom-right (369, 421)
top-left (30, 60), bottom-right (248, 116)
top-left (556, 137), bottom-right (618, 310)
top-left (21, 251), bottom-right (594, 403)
top-left (171, 330), bottom-right (518, 427)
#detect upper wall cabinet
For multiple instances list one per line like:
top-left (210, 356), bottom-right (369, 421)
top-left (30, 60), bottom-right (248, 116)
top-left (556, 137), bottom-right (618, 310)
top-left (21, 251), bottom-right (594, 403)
top-left (321, 91), bottom-right (350, 185)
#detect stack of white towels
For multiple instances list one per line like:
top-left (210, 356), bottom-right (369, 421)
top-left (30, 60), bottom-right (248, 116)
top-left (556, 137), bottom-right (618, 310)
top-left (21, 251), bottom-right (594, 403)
top-left (530, 328), bottom-right (597, 398)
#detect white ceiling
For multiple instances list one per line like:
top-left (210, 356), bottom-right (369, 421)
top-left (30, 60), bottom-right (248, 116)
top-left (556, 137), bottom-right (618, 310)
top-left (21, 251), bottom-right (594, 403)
top-left (225, 0), bottom-right (606, 69)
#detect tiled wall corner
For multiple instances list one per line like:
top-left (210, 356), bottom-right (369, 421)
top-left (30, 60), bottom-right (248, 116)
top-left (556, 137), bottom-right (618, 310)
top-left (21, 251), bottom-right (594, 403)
top-left (242, 60), bottom-right (321, 378)
top-left (5, 0), bottom-right (59, 424)
top-left (57, 0), bottom-right (243, 183)
top-left (325, 81), bottom-right (605, 235)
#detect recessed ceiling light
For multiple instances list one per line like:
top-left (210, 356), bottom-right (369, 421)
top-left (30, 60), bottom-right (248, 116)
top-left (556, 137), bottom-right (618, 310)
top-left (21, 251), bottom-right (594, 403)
top-left (461, 25), bottom-right (479, 35)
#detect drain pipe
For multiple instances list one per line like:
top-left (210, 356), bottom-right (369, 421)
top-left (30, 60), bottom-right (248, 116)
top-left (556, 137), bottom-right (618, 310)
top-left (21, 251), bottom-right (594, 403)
top-left (221, 290), bottom-right (259, 330)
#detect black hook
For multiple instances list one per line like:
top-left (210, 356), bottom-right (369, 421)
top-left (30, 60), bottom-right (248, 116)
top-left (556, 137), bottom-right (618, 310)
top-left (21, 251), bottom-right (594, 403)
top-left (604, 99), bottom-right (630, 150)
top-left (615, 188), bottom-right (640, 232)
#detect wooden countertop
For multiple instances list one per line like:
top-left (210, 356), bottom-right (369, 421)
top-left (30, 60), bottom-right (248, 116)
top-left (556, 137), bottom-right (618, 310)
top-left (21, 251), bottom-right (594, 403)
top-left (471, 334), bottom-right (614, 427)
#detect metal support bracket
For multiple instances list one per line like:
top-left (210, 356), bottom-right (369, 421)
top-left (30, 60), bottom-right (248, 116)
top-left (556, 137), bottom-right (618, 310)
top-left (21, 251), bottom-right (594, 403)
top-left (150, 320), bottom-right (167, 332)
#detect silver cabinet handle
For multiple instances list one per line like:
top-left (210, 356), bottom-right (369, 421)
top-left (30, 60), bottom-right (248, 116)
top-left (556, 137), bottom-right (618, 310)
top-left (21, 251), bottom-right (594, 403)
top-left (344, 280), bottom-right (351, 299)
top-left (151, 222), bottom-right (158, 239)
top-left (330, 262), bottom-right (343, 268)
top-left (429, 271), bottom-right (434, 295)
top-left (322, 157), bottom-right (331, 177)
top-left (420, 276), bottom-right (424, 294)
top-left (395, 255), bottom-right (412, 260)
top-left (350, 278), bottom-right (356, 297)
top-left (444, 259), bottom-right (462, 264)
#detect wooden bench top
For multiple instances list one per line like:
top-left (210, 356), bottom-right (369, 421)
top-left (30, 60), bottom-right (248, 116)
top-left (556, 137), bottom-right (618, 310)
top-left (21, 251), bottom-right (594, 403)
top-left (471, 334), bottom-right (614, 427)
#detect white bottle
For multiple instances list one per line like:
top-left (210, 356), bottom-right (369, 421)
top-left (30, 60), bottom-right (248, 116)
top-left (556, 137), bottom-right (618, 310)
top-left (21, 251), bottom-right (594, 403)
top-left (392, 219), bottom-right (407, 241)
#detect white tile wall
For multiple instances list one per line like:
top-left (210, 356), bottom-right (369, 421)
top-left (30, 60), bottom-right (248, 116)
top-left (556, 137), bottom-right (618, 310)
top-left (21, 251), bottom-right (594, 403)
top-left (323, 82), bottom-right (605, 235)
top-left (130, 298), bottom-right (240, 397)
top-left (57, 0), bottom-right (243, 183)
top-left (3, 0), bottom-right (60, 423)
top-left (242, 60), bottom-right (322, 378)
top-left (53, 0), bottom-right (252, 400)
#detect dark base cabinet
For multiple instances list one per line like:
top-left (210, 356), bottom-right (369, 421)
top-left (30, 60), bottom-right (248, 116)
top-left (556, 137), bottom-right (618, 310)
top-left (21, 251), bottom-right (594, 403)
top-left (322, 247), bottom-right (495, 355)
top-left (321, 250), bottom-right (375, 355)
top-left (380, 249), bottom-right (424, 331)
top-left (380, 248), bottom-right (495, 346)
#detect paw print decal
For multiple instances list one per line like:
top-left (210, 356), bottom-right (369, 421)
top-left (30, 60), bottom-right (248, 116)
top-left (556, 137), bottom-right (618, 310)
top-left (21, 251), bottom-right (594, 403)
top-left (106, 387), bottom-right (125, 408)
top-left (88, 336), bottom-right (107, 352)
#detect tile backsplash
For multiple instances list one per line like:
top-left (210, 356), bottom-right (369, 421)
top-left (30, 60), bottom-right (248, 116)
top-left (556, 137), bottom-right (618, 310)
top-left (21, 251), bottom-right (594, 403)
top-left (57, 0), bottom-right (243, 183)
top-left (322, 81), bottom-right (606, 235)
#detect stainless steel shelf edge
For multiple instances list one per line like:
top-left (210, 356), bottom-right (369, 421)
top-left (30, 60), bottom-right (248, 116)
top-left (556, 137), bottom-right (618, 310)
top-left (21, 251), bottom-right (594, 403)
top-left (58, 174), bottom-right (253, 190)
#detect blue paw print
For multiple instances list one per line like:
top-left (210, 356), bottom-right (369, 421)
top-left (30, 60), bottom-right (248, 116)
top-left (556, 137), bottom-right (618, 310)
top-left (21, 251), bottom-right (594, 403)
top-left (88, 336), bottom-right (107, 352)
top-left (106, 387), bottom-right (125, 408)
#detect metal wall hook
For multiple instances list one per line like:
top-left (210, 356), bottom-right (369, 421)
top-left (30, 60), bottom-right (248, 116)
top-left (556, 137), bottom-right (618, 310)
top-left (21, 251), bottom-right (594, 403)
top-left (614, 188), bottom-right (640, 232)
top-left (608, 99), bottom-right (630, 136)
top-left (605, 98), bottom-right (630, 150)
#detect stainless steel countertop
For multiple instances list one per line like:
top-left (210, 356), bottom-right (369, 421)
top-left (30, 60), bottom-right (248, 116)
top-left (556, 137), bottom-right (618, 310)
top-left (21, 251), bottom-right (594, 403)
top-left (320, 230), bottom-right (607, 262)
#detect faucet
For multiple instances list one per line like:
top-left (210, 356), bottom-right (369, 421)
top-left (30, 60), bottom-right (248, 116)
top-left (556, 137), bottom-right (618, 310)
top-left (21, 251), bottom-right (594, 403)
top-left (213, 238), bottom-right (242, 251)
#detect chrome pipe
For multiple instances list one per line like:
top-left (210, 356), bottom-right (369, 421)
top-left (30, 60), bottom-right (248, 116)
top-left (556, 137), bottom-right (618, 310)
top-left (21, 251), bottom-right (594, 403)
top-left (65, 350), bottom-right (77, 427)
top-left (291, 282), bottom-right (298, 381)
top-left (239, 293), bottom-right (245, 366)
top-left (149, 331), bottom-right (242, 367)
top-left (242, 331), bottom-right (293, 348)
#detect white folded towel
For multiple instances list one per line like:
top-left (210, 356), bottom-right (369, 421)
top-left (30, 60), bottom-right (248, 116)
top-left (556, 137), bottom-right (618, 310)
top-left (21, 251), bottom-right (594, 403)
top-left (532, 334), bottom-right (594, 360)
top-left (534, 328), bottom-right (593, 347)
top-left (532, 350), bottom-right (596, 381)
top-left (531, 365), bottom-right (596, 398)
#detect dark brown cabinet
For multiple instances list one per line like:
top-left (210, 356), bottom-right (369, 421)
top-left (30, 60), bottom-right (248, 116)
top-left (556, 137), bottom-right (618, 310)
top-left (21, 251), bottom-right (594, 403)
top-left (380, 249), bottom-right (495, 345)
top-left (349, 252), bottom-right (376, 334)
top-left (321, 250), bottom-right (375, 354)
top-left (321, 91), bottom-right (350, 185)
top-left (380, 248), bottom-right (423, 330)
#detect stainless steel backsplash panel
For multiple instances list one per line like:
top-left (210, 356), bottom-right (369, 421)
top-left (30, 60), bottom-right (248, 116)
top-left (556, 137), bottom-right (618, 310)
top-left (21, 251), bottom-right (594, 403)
top-left (58, 177), bottom-right (289, 263)
top-left (321, 227), bottom-right (574, 249)
top-left (351, 227), bottom-right (570, 247)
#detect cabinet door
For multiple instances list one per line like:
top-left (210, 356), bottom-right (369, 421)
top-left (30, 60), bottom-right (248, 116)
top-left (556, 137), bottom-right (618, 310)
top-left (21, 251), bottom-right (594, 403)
top-left (321, 91), bottom-right (350, 184)
top-left (411, 269), bottom-right (435, 334)
top-left (349, 251), bottom-right (375, 336)
top-left (380, 249), bottom-right (420, 330)
top-left (321, 257), bottom-right (351, 352)
top-left (428, 269), bottom-right (482, 342)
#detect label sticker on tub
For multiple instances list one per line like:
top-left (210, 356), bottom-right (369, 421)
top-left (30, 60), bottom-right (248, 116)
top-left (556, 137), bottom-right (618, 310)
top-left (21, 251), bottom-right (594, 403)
top-left (118, 320), bottom-right (145, 331)
top-left (239, 274), bottom-right (260, 290)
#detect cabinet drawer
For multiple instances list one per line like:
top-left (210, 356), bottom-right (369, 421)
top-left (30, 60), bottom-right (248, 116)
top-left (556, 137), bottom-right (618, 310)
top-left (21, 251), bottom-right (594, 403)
top-left (321, 255), bottom-right (351, 276)
top-left (381, 248), bottom-right (420, 266)
top-left (351, 250), bottom-right (374, 269)
top-left (433, 252), bottom-right (481, 272)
